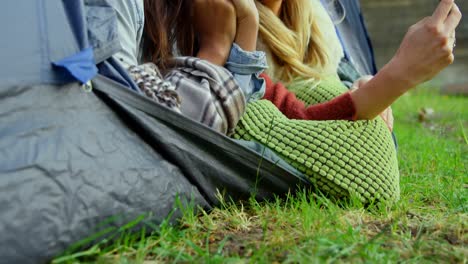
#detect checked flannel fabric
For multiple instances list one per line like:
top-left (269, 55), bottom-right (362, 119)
top-left (128, 63), bottom-right (182, 112)
top-left (128, 57), bottom-right (246, 136)
top-left (165, 57), bottom-right (246, 136)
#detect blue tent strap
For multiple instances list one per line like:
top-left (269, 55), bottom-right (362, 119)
top-left (52, 47), bottom-right (98, 84)
top-left (335, 28), bottom-right (350, 61)
top-left (358, 10), bottom-right (378, 74)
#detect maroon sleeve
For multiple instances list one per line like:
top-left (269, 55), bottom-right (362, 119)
top-left (261, 73), bottom-right (357, 121)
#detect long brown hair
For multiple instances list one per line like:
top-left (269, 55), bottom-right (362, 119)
top-left (143, 0), bottom-right (195, 69)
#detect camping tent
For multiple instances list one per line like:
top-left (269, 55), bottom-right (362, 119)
top-left (326, 0), bottom-right (378, 76)
top-left (0, 0), bottom-right (377, 263)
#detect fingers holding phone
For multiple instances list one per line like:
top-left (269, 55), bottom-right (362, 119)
top-left (432, 0), bottom-right (462, 48)
top-left (385, 0), bottom-right (462, 88)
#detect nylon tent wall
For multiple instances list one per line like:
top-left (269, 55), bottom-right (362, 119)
top-left (321, 0), bottom-right (378, 75)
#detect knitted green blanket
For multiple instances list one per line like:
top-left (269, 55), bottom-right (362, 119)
top-left (233, 77), bottom-right (400, 204)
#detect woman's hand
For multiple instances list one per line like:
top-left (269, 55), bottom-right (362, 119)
top-left (351, 0), bottom-right (461, 121)
top-left (386, 0), bottom-right (462, 88)
top-left (351, 75), bottom-right (373, 91)
top-left (230, 0), bottom-right (259, 51)
top-left (379, 107), bottom-right (394, 132)
top-left (193, 0), bottom-right (237, 65)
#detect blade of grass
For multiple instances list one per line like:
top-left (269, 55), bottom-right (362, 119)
top-left (459, 119), bottom-right (468, 145)
top-left (52, 245), bottom-right (101, 264)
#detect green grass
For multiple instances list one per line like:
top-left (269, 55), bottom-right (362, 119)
top-left (53, 87), bottom-right (467, 264)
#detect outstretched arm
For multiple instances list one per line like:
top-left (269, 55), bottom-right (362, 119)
top-left (351, 0), bottom-right (462, 120)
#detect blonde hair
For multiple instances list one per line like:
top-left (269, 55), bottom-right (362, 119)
top-left (256, 0), bottom-right (343, 85)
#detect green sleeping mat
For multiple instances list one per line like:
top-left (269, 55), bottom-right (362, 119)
top-left (233, 77), bottom-right (400, 204)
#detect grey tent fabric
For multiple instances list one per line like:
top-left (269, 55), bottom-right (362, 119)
top-left (0, 0), bottom-right (81, 86)
top-left (0, 80), bottom-right (209, 263)
top-left (0, 75), bottom-right (307, 263)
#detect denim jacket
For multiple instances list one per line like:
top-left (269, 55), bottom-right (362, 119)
top-left (109, 0), bottom-right (144, 68)
top-left (106, 0), bottom-right (266, 103)
top-left (227, 43), bottom-right (267, 103)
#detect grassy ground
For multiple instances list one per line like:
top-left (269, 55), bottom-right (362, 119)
top-left (54, 87), bottom-right (467, 263)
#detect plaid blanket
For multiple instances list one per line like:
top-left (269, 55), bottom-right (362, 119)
top-left (128, 64), bottom-right (182, 112)
top-left (128, 57), bottom-right (246, 135)
top-left (165, 57), bottom-right (246, 136)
